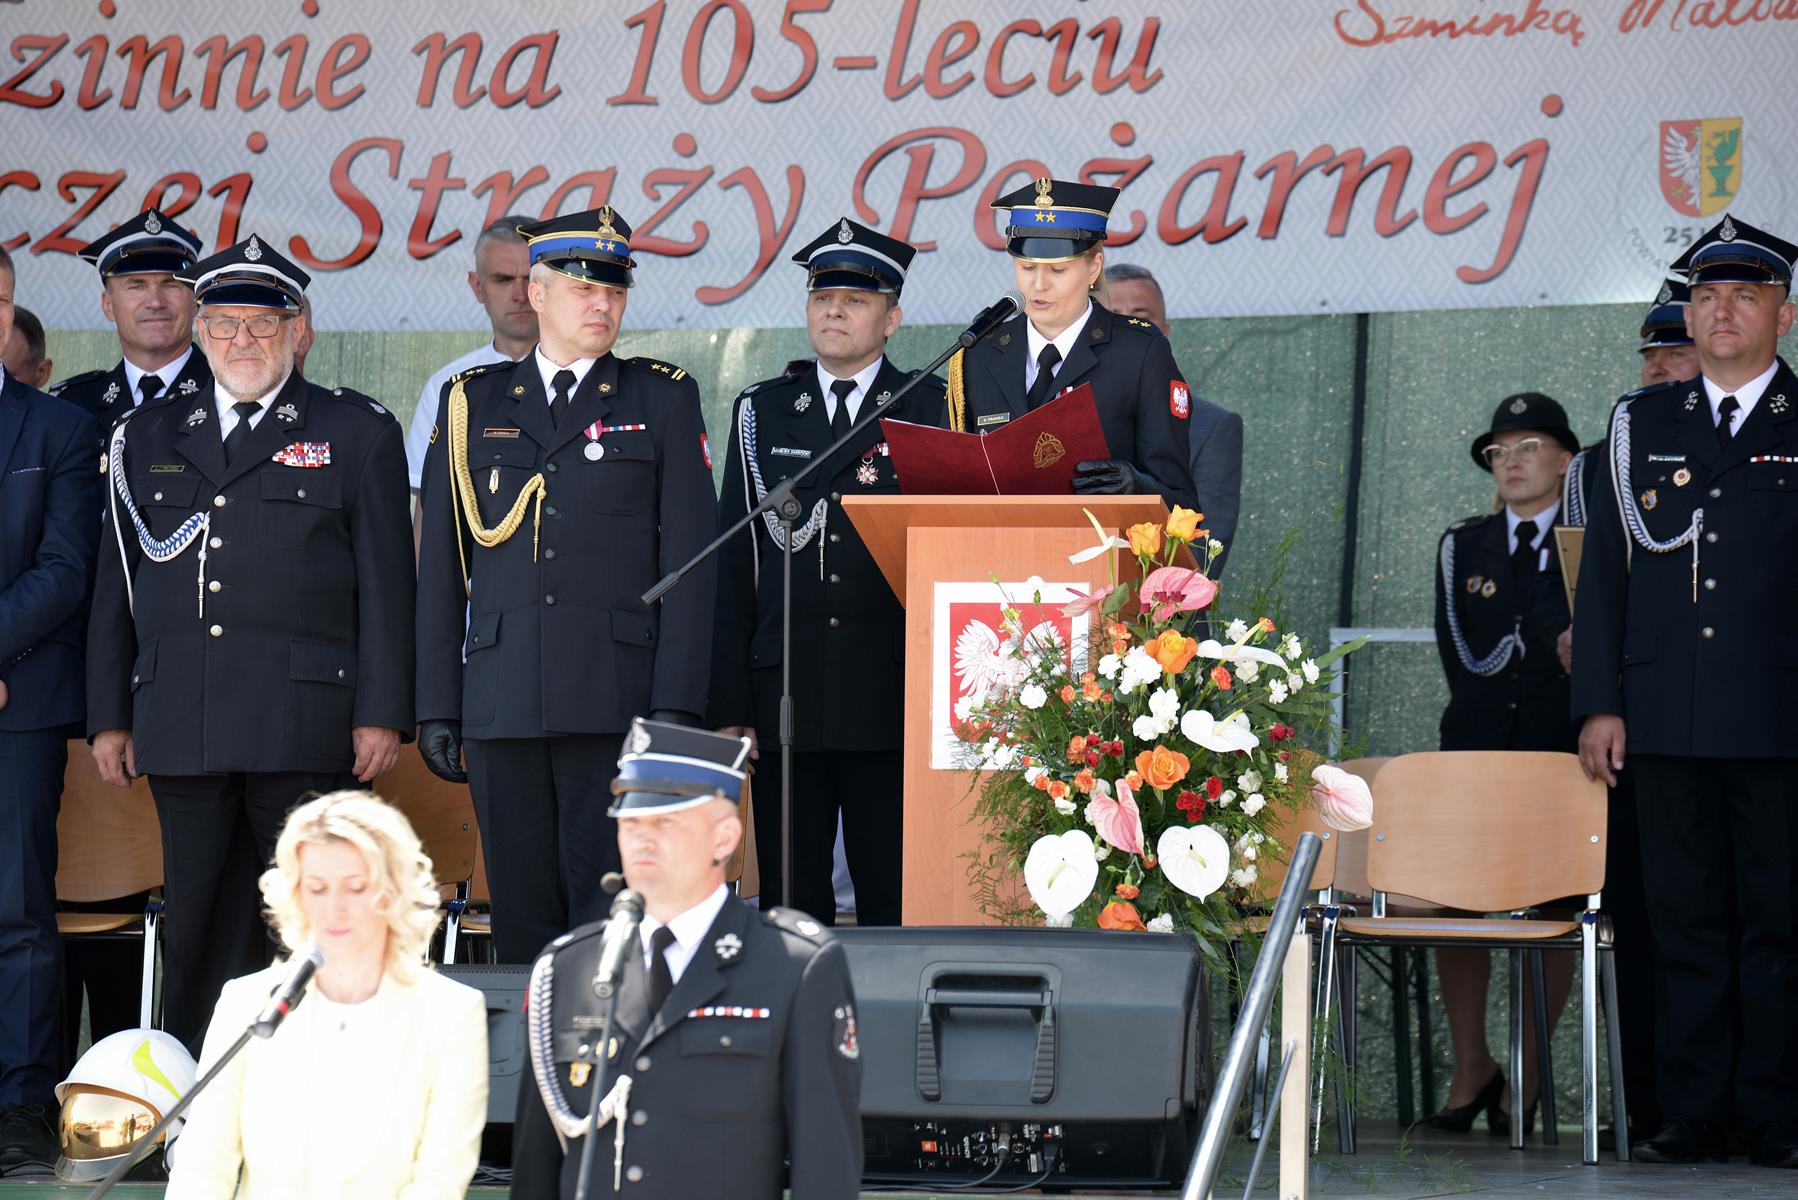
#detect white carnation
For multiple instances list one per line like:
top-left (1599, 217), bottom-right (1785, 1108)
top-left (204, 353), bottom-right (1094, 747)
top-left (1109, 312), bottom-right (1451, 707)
top-left (1081, 799), bottom-right (1097, 826)
top-left (1236, 659), bottom-right (1259, 683)
top-left (1267, 679), bottom-right (1290, 704)
top-left (1240, 844), bottom-right (1258, 862)
top-left (1090, 776), bottom-right (1113, 799)
top-left (1226, 619), bottom-right (1250, 642)
top-left (1218, 789), bottom-right (1237, 809)
top-left (1237, 770), bottom-right (1263, 793)
top-left (1274, 762), bottom-right (1289, 783)
top-left (1019, 683), bottom-right (1048, 709)
top-left (1241, 793), bottom-right (1267, 817)
top-left (1093, 842), bottom-right (1110, 860)
top-left (1117, 646), bottom-right (1162, 695)
top-left (1302, 658), bottom-right (1320, 684)
top-left (1132, 714), bottom-right (1161, 740)
top-left (1147, 913), bottom-right (1175, 933)
top-left (1231, 865), bottom-right (1258, 887)
top-left (1097, 653), bottom-right (1122, 680)
top-left (1148, 686), bottom-right (1181, 724)
top-left (1283, 633), bottom-right (1303, 660)
top-left (1024, 766), bottom-right (1047, 786)
top-left (1286, 673), bottom-right (1303, 694)
top-left (1053, 796), bottom-right (1077, 816)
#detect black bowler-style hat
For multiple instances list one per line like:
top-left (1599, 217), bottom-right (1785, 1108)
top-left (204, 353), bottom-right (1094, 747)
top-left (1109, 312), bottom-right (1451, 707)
top-left (607, 718), bottom-right (752, 818)
top-left (520, 206), bottom-right (637, 289)
top-left (1470, 392), bottom-right (1581, 471)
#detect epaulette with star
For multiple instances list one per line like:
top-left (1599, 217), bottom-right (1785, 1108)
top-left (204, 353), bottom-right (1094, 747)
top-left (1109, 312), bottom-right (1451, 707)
top-left (48, 369), bottom-right (107, 397)
top-left (449, 361), bottom-right (500, 386)
top-left (319, 383), bottom-right (400, 424)
top-left (626, 356), bottom-right (689, 382)
top-left (760, 906), bottom-right (832, 944)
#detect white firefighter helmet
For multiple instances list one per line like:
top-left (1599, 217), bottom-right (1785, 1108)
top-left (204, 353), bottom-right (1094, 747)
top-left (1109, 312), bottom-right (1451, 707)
top-left (53, 1028), bottom-right (196, 1182)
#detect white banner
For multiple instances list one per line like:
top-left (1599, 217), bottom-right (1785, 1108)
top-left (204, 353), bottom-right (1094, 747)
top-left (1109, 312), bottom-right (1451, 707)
top-left (3, 0), bottom-right (1792, 330)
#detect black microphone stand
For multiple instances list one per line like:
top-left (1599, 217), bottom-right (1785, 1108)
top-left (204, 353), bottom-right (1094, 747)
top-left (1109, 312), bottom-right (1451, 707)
top-left (571, 953), bottom-right (630, 1200)
top-left (86, 1026), bottom-right (256, 1199)
top-left (644, 312), bottom-right (1009, 909)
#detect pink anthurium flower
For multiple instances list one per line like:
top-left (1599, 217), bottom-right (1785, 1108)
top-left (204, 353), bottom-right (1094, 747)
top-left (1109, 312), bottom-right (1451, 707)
top-left (1088, 777), bottom-right (1144, 856)
top-left (1139, 567), bottom-right (1218, 621)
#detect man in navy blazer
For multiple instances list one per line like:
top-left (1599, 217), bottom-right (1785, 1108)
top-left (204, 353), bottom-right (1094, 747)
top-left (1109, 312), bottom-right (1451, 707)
top-left (0, 248), bottom-right (102, 1173)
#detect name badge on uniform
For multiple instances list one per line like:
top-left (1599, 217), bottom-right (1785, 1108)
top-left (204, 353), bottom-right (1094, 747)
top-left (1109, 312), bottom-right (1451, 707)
top-left (976, 413), bottom-right (1010, 428)
top-left (770, 446), bottom-right (811, 459)
top-left (483, 427), bottom-right (521, 439)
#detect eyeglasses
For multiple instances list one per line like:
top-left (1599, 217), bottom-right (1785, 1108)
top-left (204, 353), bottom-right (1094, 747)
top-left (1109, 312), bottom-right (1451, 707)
top-left (199, 313), bottom-right (293, 340)
top-left (1481, 437), bottom-right (1544, 467)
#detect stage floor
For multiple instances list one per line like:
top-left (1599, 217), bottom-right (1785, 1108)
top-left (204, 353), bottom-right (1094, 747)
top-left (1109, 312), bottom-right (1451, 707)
top-left (1, 1120), bottom-right (1787, 1197)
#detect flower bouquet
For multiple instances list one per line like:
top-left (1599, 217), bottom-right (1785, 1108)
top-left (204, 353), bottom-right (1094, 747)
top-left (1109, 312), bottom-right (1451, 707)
top-left (960, 507), bottom-right (1367, 965)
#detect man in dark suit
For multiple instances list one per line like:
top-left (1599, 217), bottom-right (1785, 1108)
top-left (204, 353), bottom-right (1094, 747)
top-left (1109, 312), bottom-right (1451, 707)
top-left (711, 218), bottom-right (943, 925)
top-left (50, 210), bottom-right (211, 431)
top-left (0, 247), bottom-right (101, 1173)
top-left (1102, 263), bottom-right (1244, 576)
top-left (512, 719), bottom-right (862, 1200)
top-left (85, 236), bottom-right (414, 1052)
top-left (944, 180), bottom-right (1195, 511)
top-left (1573, 213), bottom-right (1798, 1169)
top-left (415, 208), bottom-right (716, 963)
top-left (2, 307), bottom-right (53, 391)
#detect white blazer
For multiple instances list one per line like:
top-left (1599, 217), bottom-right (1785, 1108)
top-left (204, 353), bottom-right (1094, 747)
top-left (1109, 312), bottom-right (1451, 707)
top-left (166, 963), bottom-right (489, 1200)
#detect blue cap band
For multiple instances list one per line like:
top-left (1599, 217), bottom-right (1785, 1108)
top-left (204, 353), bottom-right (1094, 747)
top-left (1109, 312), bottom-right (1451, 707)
top-left (1008, 207), bottom-right (1108, 234)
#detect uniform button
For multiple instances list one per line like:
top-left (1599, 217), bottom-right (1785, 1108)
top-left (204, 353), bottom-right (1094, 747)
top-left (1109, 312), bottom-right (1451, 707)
top-left (546, 462), bottom-right (559, 474)
top-left (1505, 701), bottom-right (1517, 710)
top-left (829, 533), bottom-right (841, 544)
top-left (1705, 531), bottom-right (1718, 543)
top-left (828, 617), bottom-right (840, 629)
top-left (1709, 487), bottom-right (1722, 498)
top-left (213, 495), bottom-right (226, 508)
top-left (719, 1035), bottom-right (732, 1048)
top-left (208, 580), bottom-right (221, 594)
top-left (625, 1166), bottom-right (644, 1184)
top-left (543, 548), bottom-right (557, 560)
top-left (1704, 578), bottom-right (1716, 590)
top-left (296, 488), bottom-right (307, 499)
top-left (634, 1055), bottom-right (651, 1072)
top-left (545, 594), bottom-right (557, 606)
top-left (828, 573), bottom-right (841, 584)
top-left (152, 491), bottom-right (164, 502)
top-left (336, 668), bottom-right (345, 679)
top-left (830, 491), bottom-right (841, 503)
top-left (209, 536), bottom-right (222, 549)
top-left (630, 1109), bottom-right (647, 1127)
top-left (208, 624), bottom-right (223, 638)
top-left (1702, 626), bottom-right (1715, 639)
top-left (545, 504), bottom-right (558, 516)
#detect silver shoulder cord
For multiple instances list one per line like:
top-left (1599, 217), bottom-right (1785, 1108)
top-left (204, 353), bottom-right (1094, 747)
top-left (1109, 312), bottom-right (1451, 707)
top-left (1439, 531), bottom-right (1523, 676)
top-left (1563, 448), bottom-right (1587, 527)
top-left (1608, 399), bottom-right (1702, 575)
top-left (740, 398), bottom-right (830, 582)
top-left (526, 952), bottom-right (632, 1163)
top-left (107, 416), bottom-right (212, 617)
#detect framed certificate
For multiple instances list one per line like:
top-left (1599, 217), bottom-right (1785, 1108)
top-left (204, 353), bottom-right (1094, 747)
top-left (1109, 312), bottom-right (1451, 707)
top-left (1554, 526), bottom-right (1585, 615)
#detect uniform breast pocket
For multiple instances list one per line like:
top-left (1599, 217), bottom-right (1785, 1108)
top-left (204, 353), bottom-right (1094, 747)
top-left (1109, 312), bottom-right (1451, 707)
top-left (258, 471), bottom-right (345, 549)
top-left (675, 1019), bottom-right (775, 1116)
top-left (576, 432), bottom-right (654, 515)
top-left (472, 440), bottom-right (545, 525)
top-left (1745, 464), bottom-right (1798, 536)
top-left (133, 474), bottom-right (200, 519)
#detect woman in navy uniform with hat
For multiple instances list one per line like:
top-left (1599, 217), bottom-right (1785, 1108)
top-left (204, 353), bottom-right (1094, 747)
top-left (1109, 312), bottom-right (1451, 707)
top-left (1425, 392), bottom-right (1581, 1136)
top-left (945, 179), bottom-right (1195, 510)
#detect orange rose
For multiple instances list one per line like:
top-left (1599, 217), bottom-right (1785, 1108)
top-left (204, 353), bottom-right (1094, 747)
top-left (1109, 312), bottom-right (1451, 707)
top-left (1046, 779), bottom-right (1070, 801)
top-left (1210, 664), bottom-right (1233, 690)
top-left (1114, 882), bottom-right (1141, 900)
top-left (1074, 768), bottom-right (1096, 794)
top-left (1098, 900), bottom-right (1147, 931)
top-left (1059, 684), bottom-right (1076, 704)
top-left (1147, 630), bottom-right (1200, 675)
top-left (1135, 745), bottom-right (1191, 791)
top-left (1127, 522), bottom-right (1163, 557)
top-left (1165, 506), bottom-right (1203, 542)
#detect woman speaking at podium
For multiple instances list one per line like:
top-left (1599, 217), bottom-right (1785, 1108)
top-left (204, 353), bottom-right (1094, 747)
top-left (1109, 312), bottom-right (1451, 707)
top-left (166, 792), bottom-right (489, 1199)
top-left (944, 177), bottom-right (1196, 510)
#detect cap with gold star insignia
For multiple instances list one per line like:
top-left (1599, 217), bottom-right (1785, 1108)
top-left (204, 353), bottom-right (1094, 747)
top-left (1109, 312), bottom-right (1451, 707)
top-left (520, 206), bottom-right (637, 288)
top-left (990, 177), bottom-right (1120, 263)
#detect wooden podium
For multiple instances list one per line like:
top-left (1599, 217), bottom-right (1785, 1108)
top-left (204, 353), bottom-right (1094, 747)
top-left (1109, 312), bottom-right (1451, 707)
top-left (844, 495), bottom-right (1181, 925)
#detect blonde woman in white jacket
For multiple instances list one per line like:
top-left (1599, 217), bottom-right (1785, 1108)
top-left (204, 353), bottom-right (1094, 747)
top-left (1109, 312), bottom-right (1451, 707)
top-left (167, 791), bottom-right (488, 1199)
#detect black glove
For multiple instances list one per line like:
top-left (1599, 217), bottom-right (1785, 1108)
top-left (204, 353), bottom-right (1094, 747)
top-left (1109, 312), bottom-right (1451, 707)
top-left (1072, 458), bottom-right (1158, 496)
top-left (418, 720), bottom-right (468, 784)
top-left (648, 709), bottom-right (700, 727)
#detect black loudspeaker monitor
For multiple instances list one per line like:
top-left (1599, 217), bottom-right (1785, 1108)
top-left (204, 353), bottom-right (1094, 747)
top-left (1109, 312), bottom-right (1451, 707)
top-left (439, 962), bottom-right (530, 1127)
top-left (833, 926), bottom-right (1212, 1189)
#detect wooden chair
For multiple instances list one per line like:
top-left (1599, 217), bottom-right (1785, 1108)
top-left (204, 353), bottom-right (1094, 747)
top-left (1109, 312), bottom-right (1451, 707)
top-left (370, 753), bottom-right (477, 963)
top-left (55, 741), bottom-right (163, 1029)
top-left (1330, 751), bottom-right (1628, 1164)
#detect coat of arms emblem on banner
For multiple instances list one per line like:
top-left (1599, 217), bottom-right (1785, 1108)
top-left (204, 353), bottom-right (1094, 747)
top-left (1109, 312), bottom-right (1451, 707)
top-left (1659, 118), bottom-right (1742, 218)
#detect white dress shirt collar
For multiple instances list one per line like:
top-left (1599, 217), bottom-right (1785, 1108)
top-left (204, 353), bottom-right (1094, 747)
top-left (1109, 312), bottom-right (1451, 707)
top-left (1024, 302), bottom-right (1094, 391)
top-left (533, 346), bottom-right (597, 403)
top-left (214, 372), bottom-right (291, 437)
top-left (1702, 359), bottom-right (1779, 432)
top-left (816, 357), bottom-right (886, 425)
top-left (123, 344), bottom-right (194, 406)
top-left (1504, 502), bottom-right (1557, 551)
top-left (639, 883), bottom-right (730, 986)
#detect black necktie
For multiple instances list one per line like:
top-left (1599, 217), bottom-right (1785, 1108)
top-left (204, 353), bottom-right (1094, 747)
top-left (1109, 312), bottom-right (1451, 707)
top-left (646, 925), bottom-right (677, 1014)
top-left (222, 401), bottom-right (261, 465)
top-left (1025, 344), bottom-right (1062, 411)
top-left (1716, 394), bottom-right (1739, 449)
top-left (1511, 519), bottom-right (1539, 587)
top-left (136, 375), bottom-right (163, 405)
top-left (828, 378), bottom-right (857, 442)
top-left (549, 368), bottom-right (577, 430)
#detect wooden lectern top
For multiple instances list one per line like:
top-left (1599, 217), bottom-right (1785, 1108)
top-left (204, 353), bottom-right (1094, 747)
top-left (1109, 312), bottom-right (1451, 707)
top-left (842, 494), bottom-right (1189, 600)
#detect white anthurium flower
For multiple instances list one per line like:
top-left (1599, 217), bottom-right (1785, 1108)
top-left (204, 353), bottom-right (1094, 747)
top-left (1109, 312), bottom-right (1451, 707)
top-left (1158, 824), bottom-right (1231, 899)
top-left (1147, 913), bottom-right (1175, 933)
top-left (1302, 658), bottom-right (1320, 684)
top-left (1019, 683), bottom-right (1048, 709)
top-left (1180, 709), bottom-right (1259, 754)
top-left (1267, 679), bottom-right (1290, 704)
top-left (1024, 831), bottom-right (1099, 918)
top-left (1196, 638), bottom-right (1290, 672)
top-left (1068, 507), bottom-right (1132, 564)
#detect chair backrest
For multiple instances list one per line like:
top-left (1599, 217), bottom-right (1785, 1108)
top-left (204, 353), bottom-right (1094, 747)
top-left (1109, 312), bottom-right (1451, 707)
top-left (1256, 790), bottom-right (1340, 898)
top-left (372, 753), bottom-right (477, 894)
top-left (1365, 751), bottom-right (1606, 912)
top-left (56, 740), bottom-right (163, 903)
top-left (1324, 756), bottom-right (1390, 899)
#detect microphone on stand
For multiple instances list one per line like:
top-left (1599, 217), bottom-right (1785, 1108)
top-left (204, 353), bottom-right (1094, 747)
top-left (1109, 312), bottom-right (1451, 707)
top-left (600, 871), bottom-right (626, 896)
top-left (956, 290), bottom-right (1025, 347)
top-left (249, 943), bottom-right (324, 1038)
top-left (592, 885), bottom-right (646, 998)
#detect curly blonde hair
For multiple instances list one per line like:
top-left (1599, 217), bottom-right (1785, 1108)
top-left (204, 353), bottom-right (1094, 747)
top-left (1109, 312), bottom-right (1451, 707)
top-left (260, 791), bottom-right (442, 985)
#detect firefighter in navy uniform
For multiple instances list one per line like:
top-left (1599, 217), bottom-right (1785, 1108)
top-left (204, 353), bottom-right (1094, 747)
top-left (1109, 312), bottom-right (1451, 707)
top-left (711, 217), bottom-right (943, 925)
top-left (414, 208), bottom-right (717, 963)
top-left (512, 718), bottom-right (862, 1200)
top-left (1425, 392), bottom-right (1581, 1134)
top-left (51, 210), bottom-right (212, 431)
top-left (1574, 214), bottom-right (1798, 1170)
top-left (84, 236), bottom-right (415, 1052)
top-left (944, 179), bottom-right (1195, 510)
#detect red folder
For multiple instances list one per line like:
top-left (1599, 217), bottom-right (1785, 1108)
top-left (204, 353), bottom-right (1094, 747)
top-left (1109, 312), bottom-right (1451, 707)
top-left (880, 383), bottom-right (1112, 495)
